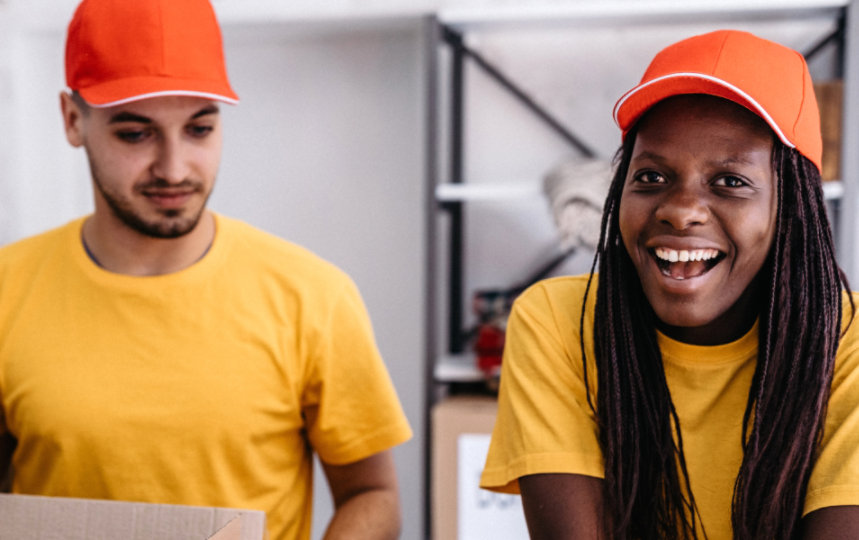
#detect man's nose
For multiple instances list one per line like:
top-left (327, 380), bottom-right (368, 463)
top-left (151, 139), bottom-right (190, 184)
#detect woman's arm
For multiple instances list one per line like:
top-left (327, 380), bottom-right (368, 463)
top-left (802, 506), bottom-right (859, 539)
top-left (519, 473), bottom-right (606, 540)
top-left (0, 433), bottom-right (14, 492)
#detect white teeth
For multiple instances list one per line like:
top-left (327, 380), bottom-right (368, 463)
top-left (654, 248), bottom-right (720, 263)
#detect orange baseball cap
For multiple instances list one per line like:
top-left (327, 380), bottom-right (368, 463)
top-left (613, 30), bottom-right (822, 171)
top-left (65, 0), bottom-right (239, 108)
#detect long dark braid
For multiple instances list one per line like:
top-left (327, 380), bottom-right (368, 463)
top-left (582, 130), bottom-right (700, 539)
top-left (732, 144), bottom-right (850, 538)
top-left (581, 133), bottom-right (851, 539)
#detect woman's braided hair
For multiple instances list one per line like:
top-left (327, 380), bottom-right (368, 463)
top-left (580, 128), bottom-right (852, 539)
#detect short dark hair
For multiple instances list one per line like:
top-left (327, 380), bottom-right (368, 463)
top-left (70, 90), bottom-right (91, 116)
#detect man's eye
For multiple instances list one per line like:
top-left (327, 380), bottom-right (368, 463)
top-left (635, 171), bottom-right (665, 184)
top-left (115, 130), bottom-right (149, 143)
top-left (714, 176), bottom-right (748, 188)
top-left (188, 125), bottom-right (214, 138)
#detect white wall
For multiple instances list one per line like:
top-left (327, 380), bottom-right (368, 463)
top-left (0, 12), bottom-right (92, 244)
top-left (216, 21), bottom-right (427, 539)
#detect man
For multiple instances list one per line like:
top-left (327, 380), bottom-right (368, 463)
top-left (0, 1), bottom-right (412, 539)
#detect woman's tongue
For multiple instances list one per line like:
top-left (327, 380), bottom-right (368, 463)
top-left (662, 260), bottom-right (709, 280)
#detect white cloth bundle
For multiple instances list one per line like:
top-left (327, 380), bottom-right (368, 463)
top-left (542, 158), bottom-right (613, 251)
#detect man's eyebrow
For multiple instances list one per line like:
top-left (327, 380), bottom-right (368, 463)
top-left (108, 104), bottom-right (219, 124)
top-left (108, 112), bottom-right (152, 124)
top-left (193, 105), bottom-right (220, 119)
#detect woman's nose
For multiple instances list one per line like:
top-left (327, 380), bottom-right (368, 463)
top-left (654, 186), bottom-right (709, 230)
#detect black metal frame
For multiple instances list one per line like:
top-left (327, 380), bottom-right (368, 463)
top-left (440, 22), bottom-right (597, 355)
top-left (804, 17), bottom-right (846, 73)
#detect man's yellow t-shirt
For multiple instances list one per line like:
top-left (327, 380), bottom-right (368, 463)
top-left (0, 215), bottom-right (412, 540)
top-left (481, 275), bottom-right (859, 538)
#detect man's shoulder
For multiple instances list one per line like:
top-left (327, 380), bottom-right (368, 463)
top-left (216, 215), bottom-right (353, 288)
top-left (0, 219), bottom-right (81, 267)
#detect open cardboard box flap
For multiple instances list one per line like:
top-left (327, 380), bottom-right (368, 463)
top-left (0, 493), bottom-right (266, 539)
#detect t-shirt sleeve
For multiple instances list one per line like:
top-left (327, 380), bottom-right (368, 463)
top-left (804, 315), bottom-right (859, 515)
top-left (0, 370), bottom-right (6, 437)
top-left (302, 276), bottom-right (412, 465)
top-left (480, 280), bottom-right (604, 494)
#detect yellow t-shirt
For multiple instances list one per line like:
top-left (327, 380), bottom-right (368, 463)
top-left (0, 215), bottom-right (412, 540)
top-left (481, 275), bottom-right (859, 539)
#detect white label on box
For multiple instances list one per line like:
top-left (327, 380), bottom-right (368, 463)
top-left (457, 434), bottom-right (529, 540)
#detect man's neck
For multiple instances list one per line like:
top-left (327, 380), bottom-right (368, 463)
top-left (81, 211), bottom-right (216, 276)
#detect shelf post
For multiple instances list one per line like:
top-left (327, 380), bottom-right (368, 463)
top-left (443, 26), bottom-right (468, 354)
top-left (840, 0), bottom-right (859, 282)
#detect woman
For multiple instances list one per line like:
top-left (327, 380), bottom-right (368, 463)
top-left (480, 30), bottom-right (858, 539)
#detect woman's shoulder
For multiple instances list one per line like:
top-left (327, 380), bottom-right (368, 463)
top-left (840, 291), bottom-right (859, 336)
top-left (517, 274), bottom-right (595, 304)
top-left (512, 274), bottom-right (597, 333)
top-left (834, 291), bottom-right (859, 369)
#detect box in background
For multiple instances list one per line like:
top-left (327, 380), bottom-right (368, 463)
top-left (815, 79), bottom-right (843, 182)
top-left (432, 395), bottom-right (529, 540)
top-left (0, 493), bottom-right (266, 540)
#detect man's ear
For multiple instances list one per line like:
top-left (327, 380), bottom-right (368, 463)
top-left (60, 91), bottom-right (85, 147)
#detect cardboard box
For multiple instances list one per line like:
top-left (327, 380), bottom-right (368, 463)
top-left (0, 493), bottom-right (266, 540)
top-left (815, 79), bottom-right (843, 182)
top-left (432, 395), bottom-right (529, 540)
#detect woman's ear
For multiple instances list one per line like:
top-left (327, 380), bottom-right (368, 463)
top-left (59, 91), bottom-right (85, 148)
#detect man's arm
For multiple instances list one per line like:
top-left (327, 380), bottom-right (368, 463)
top-left (0, 433), bottom-right (15, 492)
top-left (519, 473), bottom-right (606, 540)
top-left (320, 450), bottom-right (401, 540)
top-left (802, 506), bottom-right (859, 539)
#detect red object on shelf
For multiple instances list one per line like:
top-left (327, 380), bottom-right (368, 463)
top-left (474, 323), bottom-right (505, 378)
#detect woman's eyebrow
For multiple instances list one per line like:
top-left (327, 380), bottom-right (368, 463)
top-left (705, 154), bottom-right (763, 169)
top-left (632, 151), bottom-right (761, 167)
top-left (630, 150), bottom-right (666, 163)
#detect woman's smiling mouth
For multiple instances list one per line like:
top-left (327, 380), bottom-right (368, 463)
top-left (651, 247), bottom-right (725, 280)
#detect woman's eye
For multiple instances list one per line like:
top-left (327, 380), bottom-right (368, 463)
top-left (714, 176), bottom-right (748, 188)
top-left (635, 171), bottom-right (665, 184)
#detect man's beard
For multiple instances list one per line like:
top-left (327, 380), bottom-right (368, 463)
top-left (91, 169), bottom-right (210, 239)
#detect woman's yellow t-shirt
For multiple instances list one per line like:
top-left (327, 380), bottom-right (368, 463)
top-left (481, 275), bottom-right (859, 539)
